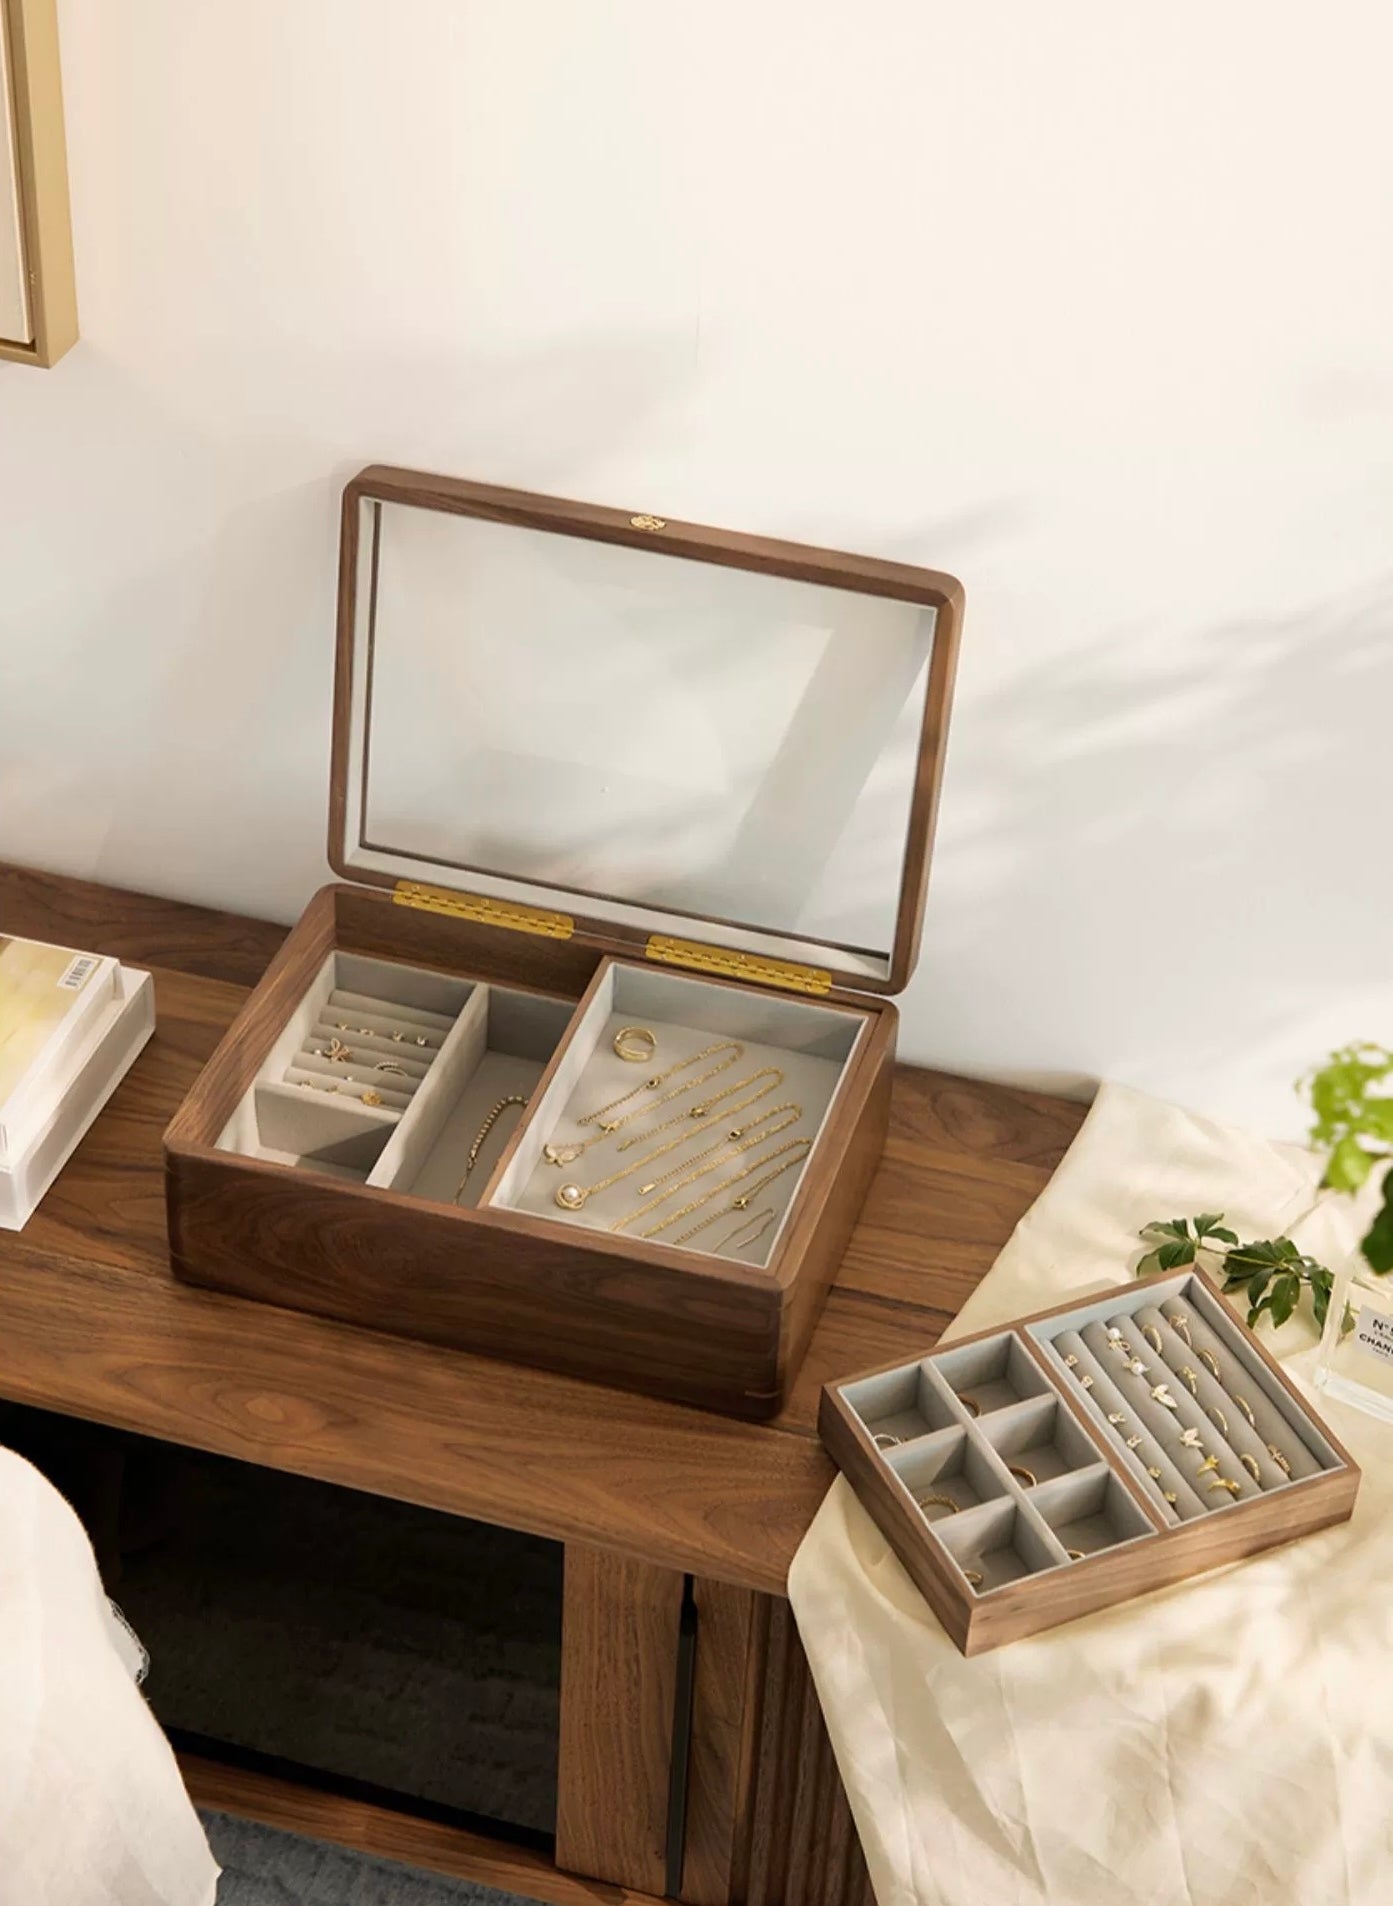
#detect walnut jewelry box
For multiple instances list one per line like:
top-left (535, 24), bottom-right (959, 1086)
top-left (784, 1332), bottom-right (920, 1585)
top-left (820, 1265), bottom-right (1360, 1653)
top-left (164, 466), bottom-right (963, 1416)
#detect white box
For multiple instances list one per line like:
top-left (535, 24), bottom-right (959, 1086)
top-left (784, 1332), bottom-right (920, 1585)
top-left (0, 966), bottom-right (156, 1231)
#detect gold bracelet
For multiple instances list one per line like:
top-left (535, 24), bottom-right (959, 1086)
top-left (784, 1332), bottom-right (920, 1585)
top-left (455, 1096), bottom-right (528, 1201)
top-left (552, 1103), bottom-right (800, 1212)
top-left (652, 1140), bottom-right (813, 1245)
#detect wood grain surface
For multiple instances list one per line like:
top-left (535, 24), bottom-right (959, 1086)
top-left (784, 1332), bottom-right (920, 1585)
top-left (556, 1548), bottom-right (686, 1893)
top-left (679, 1581), bottom-right (766, 1906)
top-left (743, 1601), bottom-right (873, 1906)
top-left (181, 1753), bottom-right (651, 1906)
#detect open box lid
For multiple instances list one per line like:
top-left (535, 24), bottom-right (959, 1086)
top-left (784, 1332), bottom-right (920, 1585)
top-left (329, 466), bottom-right (963, 998)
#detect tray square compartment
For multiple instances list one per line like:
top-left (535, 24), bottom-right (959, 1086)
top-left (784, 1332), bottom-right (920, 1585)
top-left (977, 1395), bottom-right (1099, 1488)
top-left (1028, 1467), bottom-right (1154, 1559)
top-left (166, 466), bottom-right (964, 1417)
top-left (930, 1332), bottom-right (1051, 1418)
top-left (934, 1499), bottom-right (1066, 1594)
top-left (887, 1428), bottom-right (1011, 1520)
top-left (841, 1360), bottom-right (960, 1450)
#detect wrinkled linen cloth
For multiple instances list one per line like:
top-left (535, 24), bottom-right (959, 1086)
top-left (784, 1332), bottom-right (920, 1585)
top-left (0, 1448), bottom-right (218, 1906)
top-left (790, 1081), bottom-right (1393, 1906)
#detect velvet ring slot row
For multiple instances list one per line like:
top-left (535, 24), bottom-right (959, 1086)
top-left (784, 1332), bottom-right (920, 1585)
top-left (818, 1267), bottom-right (1359, 1654)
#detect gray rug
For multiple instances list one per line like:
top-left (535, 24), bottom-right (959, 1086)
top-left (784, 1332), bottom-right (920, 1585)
top-left (204, 1811), bottom-right (535, 1906)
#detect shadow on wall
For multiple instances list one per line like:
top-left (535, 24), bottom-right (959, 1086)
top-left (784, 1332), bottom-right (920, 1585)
top-left (919, 569), bottom-right (1393, 1120)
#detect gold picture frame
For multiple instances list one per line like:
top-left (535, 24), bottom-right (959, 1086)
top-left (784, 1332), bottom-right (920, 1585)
top-left (0, 0), bottom-right (76, 367)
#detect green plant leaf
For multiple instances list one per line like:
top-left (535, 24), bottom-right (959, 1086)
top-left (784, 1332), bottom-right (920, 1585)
top-left (1268, 1272), bottom-right (1300, 1329)
top-left (1325, 1135), bottom-right (1377, 1193)
top-left (1135, 1250), bottom-right (1163, 1279)
top-left (1209, 1226), bottom-right (1239, 1246)
top-left (1247, 1267), bottom-right (1274, 1309)
top-left (1310, 1268), bottom-right (1333, 1332)
top-left (1158, 1239), bottom-right (1196, 1270)
top-left (1192, 1213), bottom-right (1223, 1237)
top-left (1361, 1164), bottom-right (1393, 1275)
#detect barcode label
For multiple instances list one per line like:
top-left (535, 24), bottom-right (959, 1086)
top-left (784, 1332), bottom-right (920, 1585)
top-left (58, 955), bottom-right (100, 991)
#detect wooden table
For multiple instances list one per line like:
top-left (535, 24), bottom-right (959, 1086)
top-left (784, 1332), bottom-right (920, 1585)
top-left (0, 864), bottom-right (1085, 1906)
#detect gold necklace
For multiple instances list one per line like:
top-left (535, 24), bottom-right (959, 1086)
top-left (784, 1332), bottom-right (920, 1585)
top-left (547, 1069), bottom-right (782, 1174)
top-left (576, 1041), bottom-right (742, 1129)
top-left (658, 1143), bottom-right (812, 1246)
top-left (616, 1068), bottom-right (783, 1151)
top-left (611, 1128), bottom-right (806, 1235)
top-left (544, 1041), bottom-right (745, 1166)
top-left (713, 1205), bottom-right (777, 1256)
top-left (555, 1104), bottom-right (802, 1213)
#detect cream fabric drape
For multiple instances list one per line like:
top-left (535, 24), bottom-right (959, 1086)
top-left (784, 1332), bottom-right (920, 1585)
top-left (0, 1448), bottom-right (218, 1906)
top-left (790, 1082), bottom-right (1393, 1906)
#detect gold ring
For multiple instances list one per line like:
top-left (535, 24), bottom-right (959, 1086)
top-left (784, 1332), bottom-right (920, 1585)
top-left (1147, 1465), bottom-right (1163, 1481)
top-left (375, 1060), bottom-right (410, 1076)
top-left (1195, 1454), bottom-right (1219, 1476)
top-left (915, 1492), bottom-right (959, 1517)
top-left (962, 1569), bottom-right (984, 1588)
top-left (1169, 1312), bottom-right (1193, 1346)
top-left (1207, 1475), bottom-right (1242, 1497)
top-left (1008, 1464), bottom-right (1037, 1489)
top-left (1066, 1547), bottom-right (1086, 1561)
top-left (361, 1090), bottom-right (383, 1107)
top-left (1209, 1406), bottom-right (1229, 1436)
top-left (1179, 1365), bottom-right (1200, 1394)
top-left (1125, 1434), bottom-right (1143, 1450)
top-left (1267, 1442), bottom-right (1292, 1477)
top-left (1236, 1396), bottom-right (1256, 1427)
top-left (1240, 1453), bottom-right (1262, 1483)
top-left (613, 1026), bottom-right (658, 1064)
top-left (1079, 1373), bottom-right (1094, 1390)
top-left (1200, 1349), bottom-right (1222, 1380)
top-left (1142, 1324), bottom-right (1164, 1354)
top-left (959, 1394), bottom-right (981, 1417)
top-left (871, 1430), bottom-right (902, 1451)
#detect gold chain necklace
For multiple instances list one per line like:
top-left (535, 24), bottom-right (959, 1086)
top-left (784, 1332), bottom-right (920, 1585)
top-left (544, 1042), bottom-right (745, 1166)
top-left (578, 1040), bottom-right (742, 1129)
top-left (616, 1067), bottom-right (783, 1152)
top-left (555, 1104), bottom-right (802, 1213)
top-left (660, 1143), bottom-right (812, 1246)
top-left (621, 1136), bottom-right (812, 1239)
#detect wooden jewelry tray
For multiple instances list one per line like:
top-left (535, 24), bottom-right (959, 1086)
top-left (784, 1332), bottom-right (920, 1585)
top-left (165, 466), bottom-right (963, 1417)
top-left (820, 1267), bottom-right (1359, 1653)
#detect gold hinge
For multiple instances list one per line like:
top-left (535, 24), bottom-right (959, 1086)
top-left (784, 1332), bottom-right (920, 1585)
top-left (393, 881), bottom-right (574, 940)
top-left (645, 934), bottom-right (832, 998)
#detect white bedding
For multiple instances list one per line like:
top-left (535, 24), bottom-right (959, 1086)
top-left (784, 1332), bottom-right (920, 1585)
top-left (0, 1447), bottom-right (219, 1906)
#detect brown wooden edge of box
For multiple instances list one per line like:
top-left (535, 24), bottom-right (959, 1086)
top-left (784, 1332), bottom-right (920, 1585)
top-left (325, 466), bottom-right (965, 997)
top-left (818, 1265), bottom-right (1362, 1653)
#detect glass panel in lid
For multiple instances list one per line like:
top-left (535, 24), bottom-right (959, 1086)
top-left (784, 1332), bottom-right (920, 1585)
top-left (340, 492), bottom-right (945, 984)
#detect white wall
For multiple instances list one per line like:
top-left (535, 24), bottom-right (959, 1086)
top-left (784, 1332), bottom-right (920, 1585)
top-left (2, 0), bottom-right (1390, 1139)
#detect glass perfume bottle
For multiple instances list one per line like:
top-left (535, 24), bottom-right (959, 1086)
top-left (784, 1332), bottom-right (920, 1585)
top-left (1315, 1256), bottom-right (1393, 1423)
